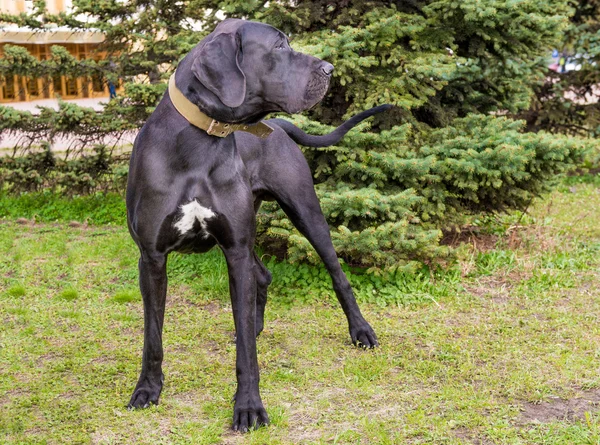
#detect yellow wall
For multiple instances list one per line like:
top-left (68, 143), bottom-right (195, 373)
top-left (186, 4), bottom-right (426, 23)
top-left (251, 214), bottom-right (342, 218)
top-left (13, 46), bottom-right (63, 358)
top-left (0, 0), bottom-right (70, 14)
top-left (0, 0), bottom-right (26, 14)
top-left (46, 0), bottom-right (67, 14)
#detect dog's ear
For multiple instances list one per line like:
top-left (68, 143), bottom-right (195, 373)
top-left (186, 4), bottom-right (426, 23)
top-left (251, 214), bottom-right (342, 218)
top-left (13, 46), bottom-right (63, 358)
top-left (192, 32), bottom-right (246, 108)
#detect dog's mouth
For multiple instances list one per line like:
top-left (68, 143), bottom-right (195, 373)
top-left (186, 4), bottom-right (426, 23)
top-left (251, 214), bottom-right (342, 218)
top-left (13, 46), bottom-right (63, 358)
top-left (303, 74), bottom-right (330, 109)
top-left (277, 73), bottom-right (330, 115)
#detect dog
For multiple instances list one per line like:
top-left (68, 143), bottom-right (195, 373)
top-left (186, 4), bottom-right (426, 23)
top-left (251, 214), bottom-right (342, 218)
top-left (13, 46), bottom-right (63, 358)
top-left (125, 18), bottom-right (390, 432)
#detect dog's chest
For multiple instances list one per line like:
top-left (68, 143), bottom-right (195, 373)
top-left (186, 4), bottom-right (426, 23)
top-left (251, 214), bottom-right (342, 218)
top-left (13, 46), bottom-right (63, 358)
top-left (174, 201), bottom-right (216, 237)
top-left (153, 198), bottom-right (219, 254)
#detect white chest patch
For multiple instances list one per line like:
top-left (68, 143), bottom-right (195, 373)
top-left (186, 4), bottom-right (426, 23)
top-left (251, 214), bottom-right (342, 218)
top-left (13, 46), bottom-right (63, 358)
top-left (174, 201), bottom-right (216, 237)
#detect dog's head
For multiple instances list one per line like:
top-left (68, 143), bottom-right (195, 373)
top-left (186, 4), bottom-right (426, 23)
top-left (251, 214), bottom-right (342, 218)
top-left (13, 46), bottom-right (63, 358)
top-left (177, 19), bottom-right (333, 123)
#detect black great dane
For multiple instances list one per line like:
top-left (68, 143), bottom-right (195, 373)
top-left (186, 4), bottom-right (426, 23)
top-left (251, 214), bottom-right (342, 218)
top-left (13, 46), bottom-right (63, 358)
top-left (126, 18), bottom-right (390, 432)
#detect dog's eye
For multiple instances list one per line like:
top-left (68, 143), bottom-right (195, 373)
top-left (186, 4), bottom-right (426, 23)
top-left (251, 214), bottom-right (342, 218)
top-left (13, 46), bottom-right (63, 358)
top-left (275, 40), bottom-right (288, 50)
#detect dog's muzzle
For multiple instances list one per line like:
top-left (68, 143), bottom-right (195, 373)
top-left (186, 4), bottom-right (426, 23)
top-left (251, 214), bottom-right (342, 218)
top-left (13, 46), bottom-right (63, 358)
top-left (304, 74), bottom-right (331, 108)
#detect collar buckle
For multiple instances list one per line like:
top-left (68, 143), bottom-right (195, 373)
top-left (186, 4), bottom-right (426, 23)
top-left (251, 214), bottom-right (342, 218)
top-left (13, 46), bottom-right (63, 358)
top-left (207, 120), bottom-right (234, 137)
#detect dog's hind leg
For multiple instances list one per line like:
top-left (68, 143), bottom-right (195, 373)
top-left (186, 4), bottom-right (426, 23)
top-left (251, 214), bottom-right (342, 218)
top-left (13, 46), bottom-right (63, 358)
top-left (264, 145), bottom-right (378, 349)
top-left (254, 252), bottom-right (272, 337)
top-left (128, 249), bottom-right (168, 409)
top-left (279, 197), bottom-right (378, 348)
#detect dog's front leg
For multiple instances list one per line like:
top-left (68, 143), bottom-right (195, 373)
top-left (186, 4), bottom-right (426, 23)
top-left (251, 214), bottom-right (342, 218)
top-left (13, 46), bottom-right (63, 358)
top-left (224, 247), bottom-right (269, 432)
top-left (128, 250), bottom-right (167, 409)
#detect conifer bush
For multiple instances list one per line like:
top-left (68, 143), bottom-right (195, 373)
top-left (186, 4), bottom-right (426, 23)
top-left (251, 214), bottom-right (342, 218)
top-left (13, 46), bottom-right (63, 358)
top-left (258, 114), bottom-right (591, 271)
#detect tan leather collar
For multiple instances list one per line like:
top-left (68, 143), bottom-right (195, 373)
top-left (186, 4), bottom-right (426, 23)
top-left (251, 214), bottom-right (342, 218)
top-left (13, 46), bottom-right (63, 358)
top-left (168, 72), bottom-right (273, 139)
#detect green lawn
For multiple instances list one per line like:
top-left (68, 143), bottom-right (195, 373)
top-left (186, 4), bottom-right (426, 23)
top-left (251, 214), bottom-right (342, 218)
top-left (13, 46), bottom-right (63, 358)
top-left (2, 182), bottom-right (600, 444)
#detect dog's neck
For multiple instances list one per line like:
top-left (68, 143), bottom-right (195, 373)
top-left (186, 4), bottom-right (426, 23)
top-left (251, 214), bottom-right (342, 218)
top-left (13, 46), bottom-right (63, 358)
top-left (169, 72), bottom-right (273, 139)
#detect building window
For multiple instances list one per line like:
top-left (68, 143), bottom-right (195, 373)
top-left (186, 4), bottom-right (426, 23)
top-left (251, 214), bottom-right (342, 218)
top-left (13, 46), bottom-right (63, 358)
top-left (65, 77), bottom-right (78, 96)
top-left (26, 77), bottom-right (39, 97)
top-left (2, 75), bottom-right (16, 100)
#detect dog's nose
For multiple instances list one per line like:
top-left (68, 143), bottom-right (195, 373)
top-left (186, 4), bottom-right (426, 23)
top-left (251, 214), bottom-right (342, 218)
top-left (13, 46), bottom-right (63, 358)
top-left (320, 62), bottom-right (334, 77)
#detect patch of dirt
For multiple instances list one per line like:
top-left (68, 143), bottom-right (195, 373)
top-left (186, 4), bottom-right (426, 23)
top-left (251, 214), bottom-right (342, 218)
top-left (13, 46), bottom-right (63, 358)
top-left (221, 429), bottom-right (244, 444)
top-left (443, 223), bottom-right (552, 256)
top-left (200, 301), bottom-right (222, 315)
top-left (517, 389), bottom-right (600, 425)
top-left (441, 226), bottom-right (499, 251)
top-left (89, 355), bottom-right (117, 366)
top-left (36, 352), bottom-right (63, 367)
top-left (463, 264), bottom-right (534, 304)
top-left (91, 429), bottom-right (119, 445)
top-left (0, 388), bottom-right (31, 407)
top-left (56, 390), bottom-right (77, 400)
top-left (454, 427), bottom-right (495, 445)
top-left (167, 287), bottom-right (225, 312)
top-left (282, 411), bottom-right (324, 443)
top-left (169, 390), bottom-right (206, 409)
top-left (463, 273), bottom-right (531, 305)
top-left (166, 285), bottom-right (193, 307)
top-left (464, 277), bottom-right (512, 304)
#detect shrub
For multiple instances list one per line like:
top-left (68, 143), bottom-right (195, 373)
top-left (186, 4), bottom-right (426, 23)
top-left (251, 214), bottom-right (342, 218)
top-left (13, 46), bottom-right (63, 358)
top-left (257, 114), bottom-right (593, 272)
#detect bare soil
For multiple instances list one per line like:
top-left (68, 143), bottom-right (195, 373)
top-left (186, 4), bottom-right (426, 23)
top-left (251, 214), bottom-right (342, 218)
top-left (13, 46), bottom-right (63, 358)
top-left (518, 389), bottom-right (600, 425)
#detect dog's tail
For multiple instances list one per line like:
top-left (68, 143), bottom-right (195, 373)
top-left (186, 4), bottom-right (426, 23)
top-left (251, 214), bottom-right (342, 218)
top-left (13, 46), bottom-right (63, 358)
top-left (268, 104), bottom-right (392, 147)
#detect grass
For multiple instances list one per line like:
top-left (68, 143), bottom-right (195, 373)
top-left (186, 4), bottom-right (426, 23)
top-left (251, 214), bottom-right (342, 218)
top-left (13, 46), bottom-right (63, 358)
top-left (0, 191), bottom-right (127, 225)
top-left (2, 180), bottom-right (600, 444)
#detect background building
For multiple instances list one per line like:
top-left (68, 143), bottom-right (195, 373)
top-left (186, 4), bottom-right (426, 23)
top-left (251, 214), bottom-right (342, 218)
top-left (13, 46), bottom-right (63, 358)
top-left (0, 0), bottom-right (111, 103)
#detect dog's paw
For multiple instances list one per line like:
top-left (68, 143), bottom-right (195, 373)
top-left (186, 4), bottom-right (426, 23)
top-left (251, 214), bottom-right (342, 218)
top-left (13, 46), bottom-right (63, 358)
top-left (232, 400), bottom-right (269, 432)
top-left (350, 322), bottom-right (379, 349)
top-left (127, 374), bottom-right (164, 409)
